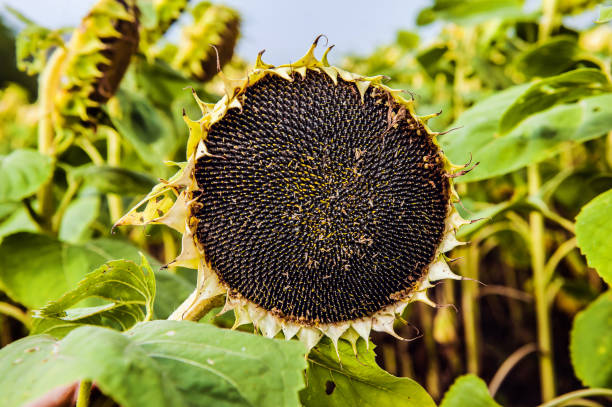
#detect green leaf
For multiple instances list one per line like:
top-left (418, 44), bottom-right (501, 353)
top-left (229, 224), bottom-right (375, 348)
top-left (515, 37), bottom-right (581, 79)
top-left (0, 149), bottom-right (53, 203)
top-left (0, 321), bottom-right (307, 407)
top-left (576, 189), bottom-right (612, 285)
top-left (456, 201), bottom-right (514, 238)
top-left (32, 257), bottom-right (155, 337)
top-left (71, 165), bottom-right (157, 196)
top-left (58, 195), bottom-right (100, 243)
top-left (0, 203), bottom-right (38, 242)
top-left (300, 338), bottom-right (435, 407)
top-left (0, 233), bottom-right (112, 309)
top-left (597, 5), bottom-right (612, 22)
top-left (440, 374), bottom-right (501, 407)
top-left (500, 69), bottom-right (612, 134)
top-left (570, 291), bottom-right (612, 388)
top-left (424, 0), bottom-right (525, 25)
top-left (0, 232), bottom-right (163, 309)
top-left (441, 88), bottom-right (612, 182)
top-left (108, 88), bottom-right (178, 168)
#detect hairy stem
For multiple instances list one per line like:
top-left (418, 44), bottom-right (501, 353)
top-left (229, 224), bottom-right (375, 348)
top-left (529, 164), bottom-right (556, 401)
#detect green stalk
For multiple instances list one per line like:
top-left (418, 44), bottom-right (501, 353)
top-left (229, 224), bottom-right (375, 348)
top-left (529, 164), bottom-right (555, 401)
top-left (76, 380), bottom-right (92, 407)
top-left (106, 128), bottom-right (123, 223)
top-left (0, 301), bottom-right (32, 330)
top-left (37, 48), bottom-right (67, 232)
top-left (537, 389), bottom-right (612, 407)
top-left (460, 244), bottom-right (481, 375)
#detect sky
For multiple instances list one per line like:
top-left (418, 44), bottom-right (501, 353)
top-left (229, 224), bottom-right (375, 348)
top-left (0, 0), bottom-right (434, 65)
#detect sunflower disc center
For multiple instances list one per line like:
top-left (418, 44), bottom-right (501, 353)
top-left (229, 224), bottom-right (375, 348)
top-left (194, 71), bottom-right (449, 324)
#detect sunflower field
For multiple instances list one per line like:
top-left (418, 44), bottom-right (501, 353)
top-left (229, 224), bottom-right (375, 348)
top-left (0, 1), bottom-right (611, 406)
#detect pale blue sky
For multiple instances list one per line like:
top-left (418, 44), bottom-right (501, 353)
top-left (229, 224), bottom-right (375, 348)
top-left (1, 0), bottom-right (435, 65)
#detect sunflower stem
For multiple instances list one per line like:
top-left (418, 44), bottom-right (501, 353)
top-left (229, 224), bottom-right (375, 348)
top-left (536, 389), bottom-right (612, 407)
top-left (460, 243), bottom-right (481, 375)
top-left (37, 47), bottom-right (67, 233)
top-left (168, 289), bottom-right (225, 321)
top-left (529, 164), bottom-right (556, 402)
top-left (76, 380), bottom-right (92, 407)
top-left (106, 127), bottom-right (123, 223)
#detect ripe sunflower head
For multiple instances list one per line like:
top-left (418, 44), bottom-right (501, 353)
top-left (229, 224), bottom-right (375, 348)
top-left (117, 37), bottom-right (472, 353)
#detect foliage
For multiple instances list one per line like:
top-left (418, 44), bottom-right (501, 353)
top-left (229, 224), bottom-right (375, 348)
top-left (0, 0), bottom-right (611, 406)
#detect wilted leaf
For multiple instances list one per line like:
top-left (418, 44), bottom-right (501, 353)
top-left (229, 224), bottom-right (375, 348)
top-left (71, 164), bottom-right (157, 196)
top-left (0, 321), bottom-right (306, 407)
top-left (32, 257), bottom-right (155, 337)
top-left (570, 291), bottom-right (612, 388)
top-left (442, 88), bottom-right (612, 182)
top-left (300, 338), bottom-right (435, 407)
top-left (440, 374), bottom-right (501, 407)
top-left (500, 68), bottom-right (611, 134)
top-left (0, 149), bottom-right (53, 203)
top-left (576, 189), bottom-right (612, 285)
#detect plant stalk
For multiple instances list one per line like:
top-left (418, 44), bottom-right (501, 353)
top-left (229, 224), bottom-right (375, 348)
top-left (76, 380), bottom-right (92, 407)
top-left (460, 244), bottom-right (481, 375)
top-left (529, 164), bottom-right (556, 401)
top-left (168, 289), bottom-right (225, 321)
top-left (106, 128), bottom-right (123, 223)
top-left (537, 389), bottom-right (612, 407)
top-left (37, 48), bottom-right (67, 231)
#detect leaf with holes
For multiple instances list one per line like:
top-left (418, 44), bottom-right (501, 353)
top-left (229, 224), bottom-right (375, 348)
top-left (300, 338), bottom-right (435, 407)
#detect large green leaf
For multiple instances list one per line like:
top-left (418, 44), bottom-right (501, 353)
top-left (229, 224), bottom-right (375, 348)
top-left (499, 69), bottom-right (611, 133)
top-left (0, 149), bottom-right (53, 203)
top-left (440, 374), bottom-right (501, 407)
top-left (576, 189), bottom-right (612, 285)
top-left (300, 338), bottom-right (435, 407)
top-left (71, 164), bottom-right (157, 196)
top-left (0, 233), bottom-right (116, 309)
top-left (441, 89), bottom-right (612, 182)
top-left (515, 37), bottom-right (581, 79)
top-left (32, 257), bottom-right (155, 337)
top-left (0, 321), bottom-right (306, 407)
top-left (570, 291), bottom-right (612, 388)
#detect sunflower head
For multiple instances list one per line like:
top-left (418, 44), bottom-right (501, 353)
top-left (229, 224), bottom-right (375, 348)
top-left (53, 0), bottom-right (139, 133)
top-left (170, 2), bottom-right (240, 82)
top-left (117, 37), bottom-right (471, 354)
